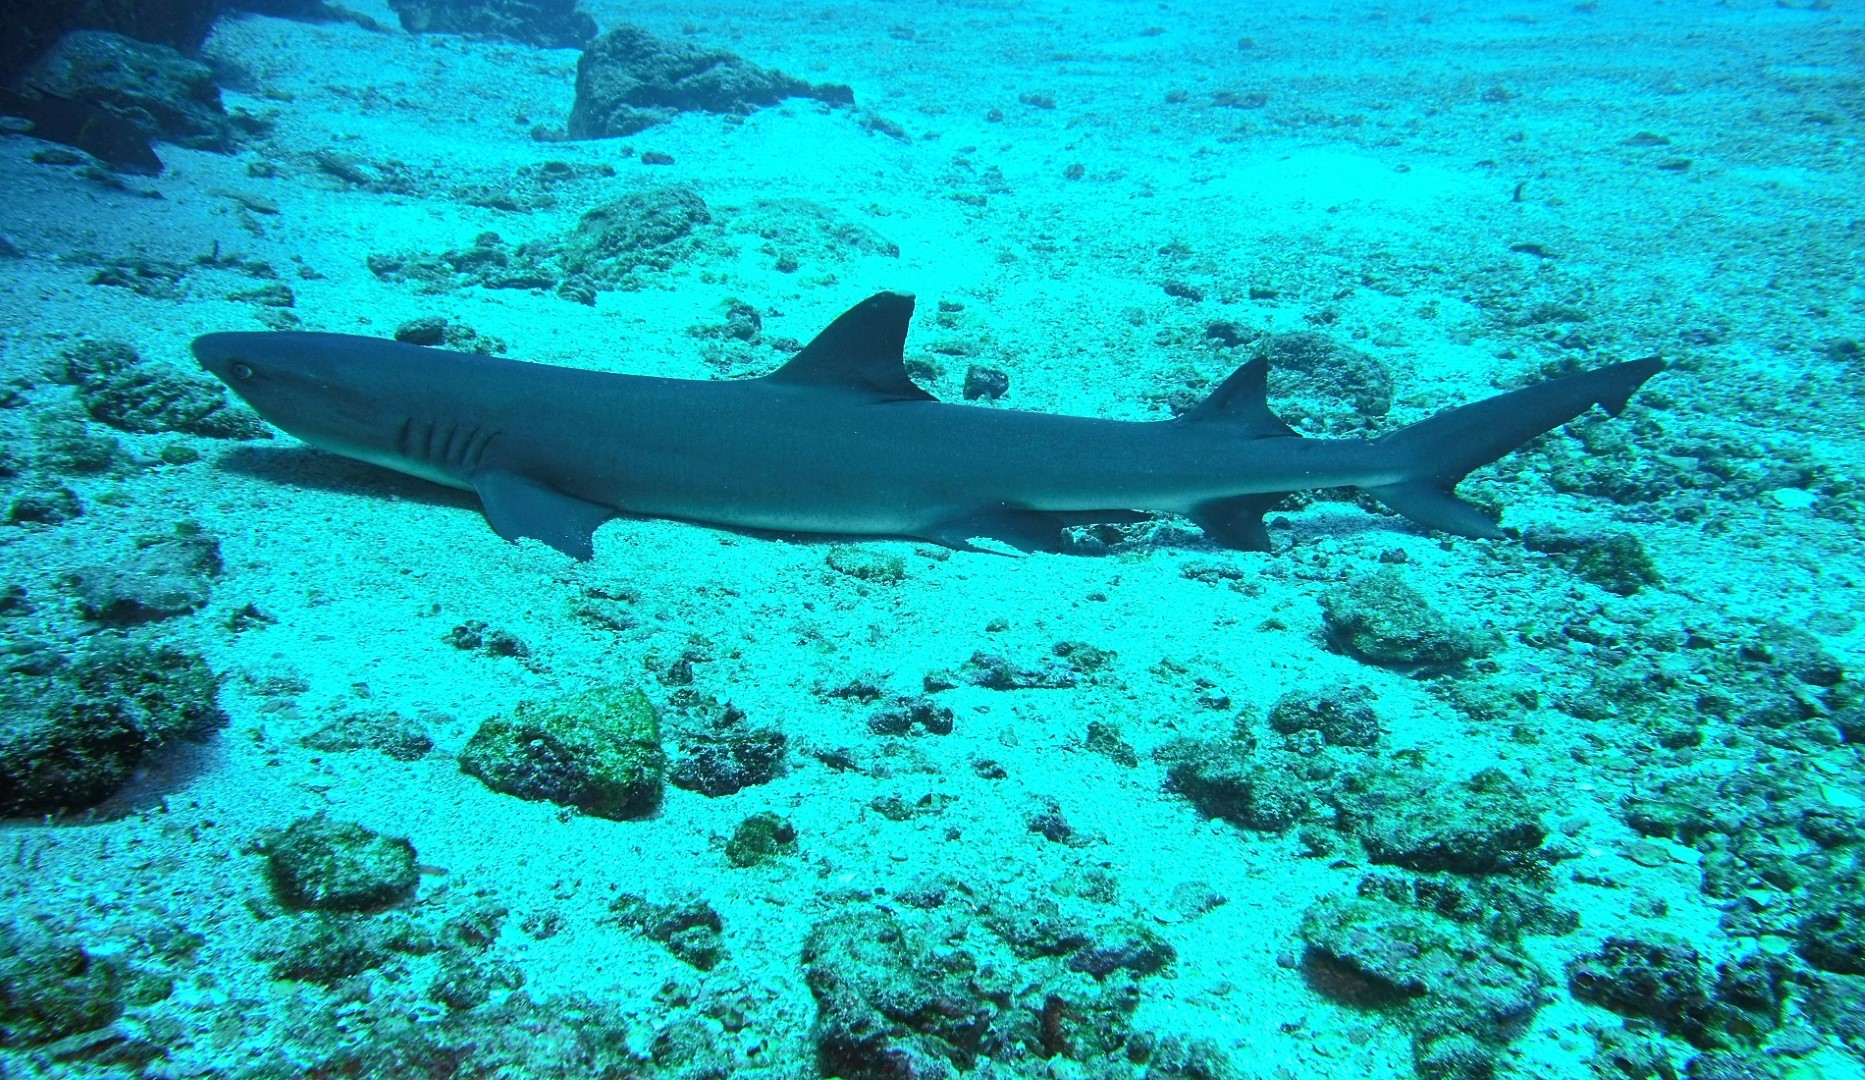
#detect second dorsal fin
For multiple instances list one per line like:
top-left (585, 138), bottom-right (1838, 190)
top-left (1178, 356), bottom-right (1298, 439)
top-left (764, 292), bottom-right (934, 402)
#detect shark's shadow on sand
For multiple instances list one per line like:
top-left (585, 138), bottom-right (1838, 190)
top-left (213, 441), bottom-right (897, 552)
top-left (214, 442), bottom-right (482, 512)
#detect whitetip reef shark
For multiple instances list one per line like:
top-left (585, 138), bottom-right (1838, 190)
top-left (193, 291), bottom-right (1662, 560)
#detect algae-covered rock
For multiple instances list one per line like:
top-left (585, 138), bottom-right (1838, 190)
top-left (459, 685), bottom-right (665, 819)
top-left (1334, 766), bottom-right (1547, 874)
top-left (666, 694), bottom-right (784, 797)
top-left (724, 812), bottom-right (797, 867)
top-left (70, 527), bottom-right (222, 625)
top-left (1319, 571), bottom-right (1485, 668)
top-left (1268, 684), bottom-right (1382, 747)
top-left (1065, 922), bottom-right (1176, 979)
top-left (1158, 729), bottom-right (1311, 833)
top-left (22, 30), bottom-right (232, 151)
top-left (826, 544), bottom-right (906, 584)
top-left (611, 894), bottom-right (726, 970)
top-left (1259, 331), bottom-right (1395, 419)
top-left (1300, 894), bottom-right (1548, 1078)
top-left (566, 25), bottom-right (853, 139)
top-left (306, 990), bottom-right (645, 1077)
top-left (1567, 936), bottom-right (1789, 1049)
top-left (60, 339), bottom-right (268, 439)
top-left (301, 709), bottom-right (434, 762)
top-left (0, 920), bottom-right (129, 1046)
top-left (802, 911), bottom-right (996, 1077)
top-left (389, 0), bottom-right (595, 48)
top-left (1523, 528), bottom-right (1662, 596)
top-left (559, 184), bottom-right (711, 277)
top-left (0, 638), bottom-right (225, 816)
top-left (266, 815), bottom-right (419, 913)
top-left (1798, 852), bottom-right (1865, 975)
top-left (264, 912), bottom-right (435, 984)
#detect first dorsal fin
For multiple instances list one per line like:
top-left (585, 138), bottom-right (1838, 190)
top-left (764, 292), bottom-right (935, 402)
top-left (1178, 356), bottom-right (1299, 439)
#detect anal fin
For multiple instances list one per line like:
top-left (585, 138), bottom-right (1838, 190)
top-left (1363, 481), bottom-right (1505, 540)
top-left (472, 469), bottom-right (615, 560)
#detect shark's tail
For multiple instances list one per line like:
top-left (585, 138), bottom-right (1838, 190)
top-left (1363, 356), bottom-right (1664, 538)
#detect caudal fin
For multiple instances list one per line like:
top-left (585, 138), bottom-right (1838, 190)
top-left (1365, 356), bottom-right (1664, 539)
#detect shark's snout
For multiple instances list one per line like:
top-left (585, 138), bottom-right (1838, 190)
top-left (192, 333), bottom-right (251, 383)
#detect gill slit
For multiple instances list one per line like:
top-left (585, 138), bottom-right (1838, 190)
top-left (395, 416), bottom-right (499, 476)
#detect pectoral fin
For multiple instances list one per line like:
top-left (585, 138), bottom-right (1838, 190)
top-left (472, 470), bottom-right (614, 560)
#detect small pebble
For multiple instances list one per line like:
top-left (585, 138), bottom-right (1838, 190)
top-left (1771, 487), bottom-right (1817, 510)
top-left (1822, 784), bottom-right (1863, 809)
top-left (1622, 840), bottom-right (1675, 868)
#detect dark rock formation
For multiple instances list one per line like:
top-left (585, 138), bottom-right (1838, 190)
top-left (0, 0), bottom-right (223, 86)
top-left (265, 815), bottom-right (419, 913)
top-left (0, 640), bottom-right (225, 816)
top-left (70, 529), bottom-right (223, 626)
top-left (61, 339), bottom-right (269, 439)
top-left (458, 686), bottom-right (665, 820)
top-left (566, 25), bottom-right (853, 138)
top-left (388, 0), bottom-right (596, 48)
top-left (2, 0), bottom-right (389, 86)
top-left (0, 87), bottom-right (163, 173)
top-left (19, 29), bottom-right (232, 151)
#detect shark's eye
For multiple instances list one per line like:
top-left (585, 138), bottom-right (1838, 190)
top-left (231, 362), bottom-right (254, 380)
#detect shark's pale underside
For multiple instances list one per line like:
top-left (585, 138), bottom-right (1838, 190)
top-left (193, 292), bottom-right (1662, 560)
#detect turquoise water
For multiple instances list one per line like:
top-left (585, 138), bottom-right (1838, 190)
top-left (0, 1), bottom-right (1861, 1077)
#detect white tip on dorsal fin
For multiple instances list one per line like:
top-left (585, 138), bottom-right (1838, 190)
top-left (764, 292), bottom-right (935, 402)
top-left (1178, 356), bottom-right (1299, 439)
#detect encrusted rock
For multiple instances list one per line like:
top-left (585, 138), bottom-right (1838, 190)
top-left (566, 25), bottom-right (853, 138)
top-left (459, 686), bottom-right (665, 819)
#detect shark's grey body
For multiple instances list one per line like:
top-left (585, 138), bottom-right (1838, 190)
top-left (193, 292), bottom-right (1662, 560)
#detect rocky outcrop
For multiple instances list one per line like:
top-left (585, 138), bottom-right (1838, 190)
top-left (388, 0), bottom-right (596, 48)
top-left (566, 25), bottom-right (853, 138)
